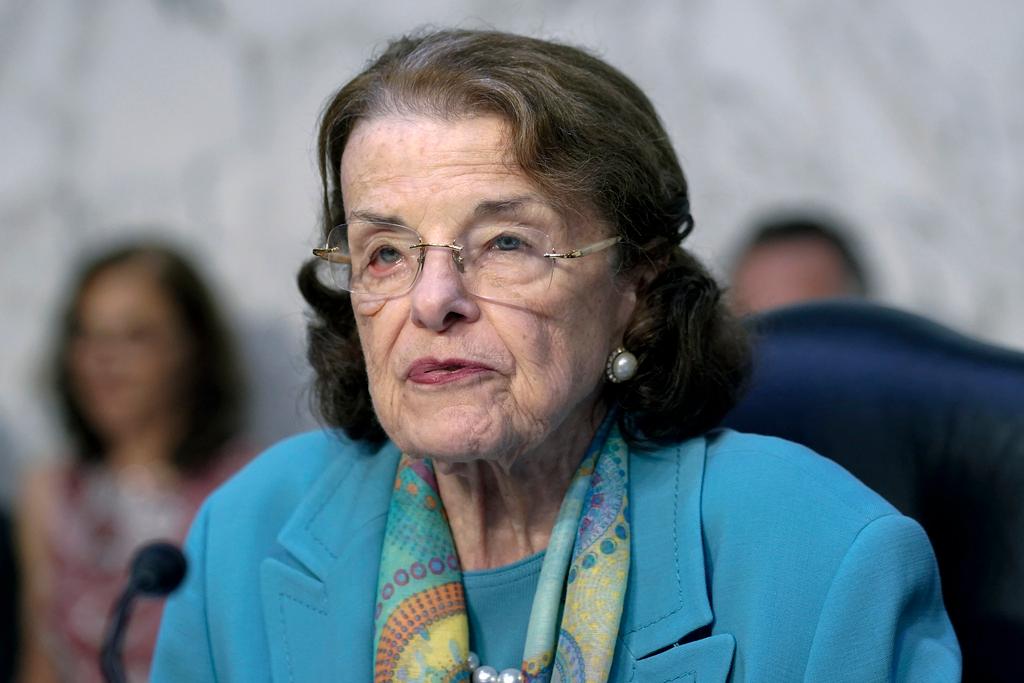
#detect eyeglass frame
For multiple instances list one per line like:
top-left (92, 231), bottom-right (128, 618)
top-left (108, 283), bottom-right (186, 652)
top-left (312, 220), bottom-right (622, 300)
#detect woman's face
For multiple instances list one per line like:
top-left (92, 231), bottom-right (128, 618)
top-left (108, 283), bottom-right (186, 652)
top-left (68, 263), bottom-right (193, 441)
top-left (342, 114), bottom-right (637, 465)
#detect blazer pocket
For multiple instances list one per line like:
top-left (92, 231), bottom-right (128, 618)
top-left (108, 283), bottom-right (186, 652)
top-left (633, 633), bottom-right (735, 683)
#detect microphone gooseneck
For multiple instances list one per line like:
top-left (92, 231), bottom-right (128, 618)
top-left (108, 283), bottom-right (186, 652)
top-left (100, 542), bottom-right (188, 683)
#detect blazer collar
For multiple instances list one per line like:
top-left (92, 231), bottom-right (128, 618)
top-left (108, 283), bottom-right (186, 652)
top-left (620, 437), bottom-right (714, 658)
top-left (261, 439), bottom-right (401, 682)
top-left (268, 435), bottom-right (709, 587)
top-left (274, 439), bottom-right (401, 580)
top-left (260, 435), bottom-right (713, 677)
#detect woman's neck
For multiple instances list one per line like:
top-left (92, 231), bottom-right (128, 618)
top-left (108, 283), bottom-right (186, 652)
top-left (103, 415), bottom-right (184, 480)
top-left (433, 407), bottom-right (606, 571)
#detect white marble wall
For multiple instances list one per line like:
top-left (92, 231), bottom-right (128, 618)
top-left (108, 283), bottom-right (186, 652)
top-left (2, 0), bottom-right (1022, 476)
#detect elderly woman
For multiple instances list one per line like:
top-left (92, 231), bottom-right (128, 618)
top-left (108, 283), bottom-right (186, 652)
top-left (153, 29), bottom-right (959, 682)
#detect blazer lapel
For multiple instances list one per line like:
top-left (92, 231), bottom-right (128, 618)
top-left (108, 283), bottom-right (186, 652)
top-left (260, 441), bottom-right (402, 682)
top-left (256, 435), bottom-right (730, 680)
top-left (615, 436), bottom-right (734, 679)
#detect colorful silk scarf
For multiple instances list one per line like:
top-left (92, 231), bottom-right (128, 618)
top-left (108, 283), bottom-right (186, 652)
top-left (372, 421), bottom-right (630, 683)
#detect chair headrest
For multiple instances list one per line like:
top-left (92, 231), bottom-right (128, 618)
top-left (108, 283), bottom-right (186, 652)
top-left (723, 299), bottom-right (1024, 517)
top-left (734, 299), bottom-right (1024, 412)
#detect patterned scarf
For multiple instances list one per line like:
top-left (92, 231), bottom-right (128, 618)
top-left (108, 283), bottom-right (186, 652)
top-left (372, 420), bottom-right (630, 683)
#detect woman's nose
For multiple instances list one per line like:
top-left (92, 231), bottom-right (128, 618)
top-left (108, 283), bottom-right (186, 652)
top-left (408, 247), bottom-right (480, 332)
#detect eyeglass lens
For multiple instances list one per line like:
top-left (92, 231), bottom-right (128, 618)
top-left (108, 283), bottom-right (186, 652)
top-left (326, 222), bottom-right (556, 303)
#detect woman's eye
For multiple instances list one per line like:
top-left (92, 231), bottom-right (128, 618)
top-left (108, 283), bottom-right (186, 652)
top-left (492, 234), bottom-right (524, 251)
top-left (381, 246), bottom-right (403, 263)
top-left (373, 246), bottom-right (402, 264)
top-left (366, 245), bottom-right (405, 273)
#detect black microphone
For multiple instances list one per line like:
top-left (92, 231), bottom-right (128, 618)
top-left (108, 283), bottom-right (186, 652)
top-left (100, 541), bottom-right (187, 683)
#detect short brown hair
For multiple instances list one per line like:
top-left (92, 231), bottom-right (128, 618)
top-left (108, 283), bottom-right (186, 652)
top-left (298, 28), bottom-right (748, 447)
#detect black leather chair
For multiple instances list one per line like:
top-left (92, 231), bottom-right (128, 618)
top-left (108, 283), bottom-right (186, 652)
top-left (723, 300), bottom-right (1024, 681)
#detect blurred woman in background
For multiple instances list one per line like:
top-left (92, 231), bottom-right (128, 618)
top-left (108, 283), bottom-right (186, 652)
top-left (16, 243), bottom-right (248, 683)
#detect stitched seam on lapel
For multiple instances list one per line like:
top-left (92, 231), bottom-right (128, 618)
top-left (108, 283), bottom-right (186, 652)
top-left (280, 592), bottom-right (329, 615)
top-left (630, 446), bottom-right (684, 630)
top-left (278, 595), bottom-right (295, 683)
top-left (662, 671), bottom-right (696, 682)
top-left (278, 592), bottom-right (330, 682)
top-left (303, 465), bottom-right (352, 559)
top-left (625, 642), bottom-right (637, 682)
top-left (302, 450), bottom-right (398, 561)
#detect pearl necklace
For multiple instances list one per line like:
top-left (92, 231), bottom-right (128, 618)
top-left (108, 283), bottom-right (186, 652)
top-left (467, 651), bottom-right (525, 683)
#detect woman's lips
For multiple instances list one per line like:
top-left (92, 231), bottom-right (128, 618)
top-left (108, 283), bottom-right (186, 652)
top-left (406, 358), bottom-right (496, 385)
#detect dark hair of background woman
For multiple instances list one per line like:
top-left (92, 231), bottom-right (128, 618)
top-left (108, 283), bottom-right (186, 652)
top-left (298, 28), bottom-right (749, 448)
top-left (54, 242), bottom-right (244, 474)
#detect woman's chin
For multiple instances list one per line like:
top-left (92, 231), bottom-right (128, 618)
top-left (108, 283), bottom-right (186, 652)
top-left (396, 432), bottom-right (505, 464)
top-left (384, 405), bottom-right (520, 463)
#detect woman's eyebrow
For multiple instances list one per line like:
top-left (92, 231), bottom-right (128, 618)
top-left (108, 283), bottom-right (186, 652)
top-left (346, 210), bottom-right (408, 226)
top-left (346, 195), bottom-right (553, 228)
top-left (472, 195), bottom-right (552, 221)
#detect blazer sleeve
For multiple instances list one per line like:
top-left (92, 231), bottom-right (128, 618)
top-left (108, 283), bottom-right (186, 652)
top-left (803, 513), bottom-right (961, 682)
top-left (151, 500), bottom-right (217, 683)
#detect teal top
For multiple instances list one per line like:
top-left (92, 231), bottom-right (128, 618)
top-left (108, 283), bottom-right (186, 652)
top-left (463, 550), bottom-right (545, 671)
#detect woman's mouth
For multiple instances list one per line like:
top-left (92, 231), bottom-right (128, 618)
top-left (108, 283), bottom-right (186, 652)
top-left (406, 358), bottom-right (496, 385)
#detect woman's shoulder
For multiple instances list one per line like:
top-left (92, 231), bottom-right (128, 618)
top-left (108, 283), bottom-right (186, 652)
top-left (628, 431), bottom-right (959, 680)
top-left (202, 430), bottom-right (398, 521)
top-left (637, 429), bottom-right (899, 550)
top-left (701, 429), bottom-right (896, 520)
top-left (693, 429), bottom-right (905, 573)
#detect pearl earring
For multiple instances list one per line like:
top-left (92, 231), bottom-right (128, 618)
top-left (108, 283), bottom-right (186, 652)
top-left (605, 346), bottom-right (638, 383)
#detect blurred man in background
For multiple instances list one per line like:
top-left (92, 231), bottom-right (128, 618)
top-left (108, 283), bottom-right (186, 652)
top-left (729, 212), bottom-right (868, 315)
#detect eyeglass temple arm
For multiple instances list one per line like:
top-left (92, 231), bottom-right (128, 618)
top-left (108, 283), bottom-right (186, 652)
top-left (545, 236), bottom-right (621, 259)
top-left (312, 247), bottom-right (352, 265)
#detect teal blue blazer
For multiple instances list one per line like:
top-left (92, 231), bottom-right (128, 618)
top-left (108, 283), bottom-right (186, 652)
top-left (152, 430), bottom-right (960, 681)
